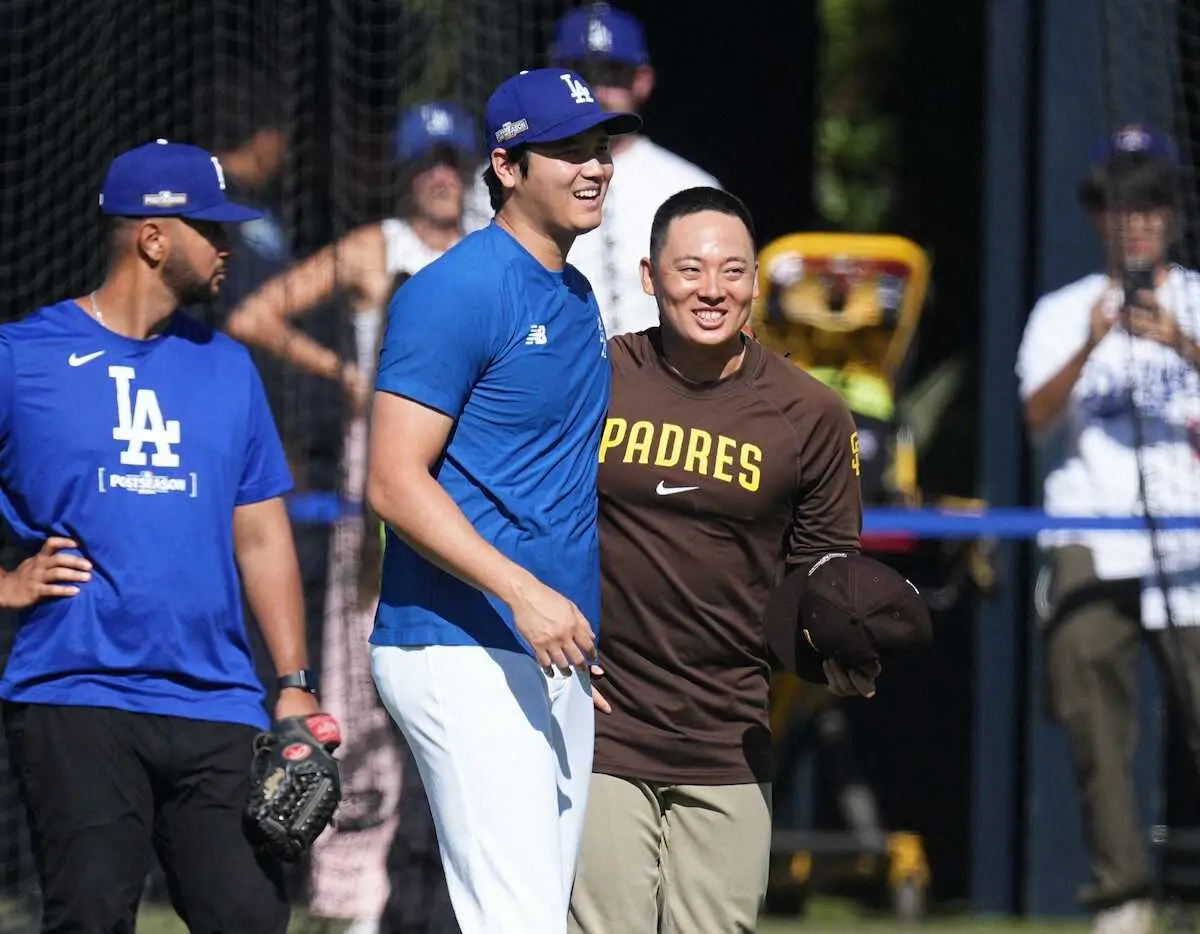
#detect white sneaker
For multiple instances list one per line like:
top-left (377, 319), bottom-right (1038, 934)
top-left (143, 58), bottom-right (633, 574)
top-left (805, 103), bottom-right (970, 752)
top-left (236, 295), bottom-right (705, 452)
top-left (1091, 898), bottom-right (1155, 934)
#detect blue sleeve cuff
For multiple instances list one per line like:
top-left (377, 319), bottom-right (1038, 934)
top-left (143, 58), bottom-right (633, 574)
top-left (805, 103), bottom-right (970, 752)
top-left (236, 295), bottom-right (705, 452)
top-left (375, 374), bottom-right (464, 421)
top-left (235, 475), bottom-right (294, 508)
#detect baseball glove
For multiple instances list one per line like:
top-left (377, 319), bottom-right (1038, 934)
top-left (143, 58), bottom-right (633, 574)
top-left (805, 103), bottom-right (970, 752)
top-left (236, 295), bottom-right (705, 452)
top-left (245, 712), bottom-right (343, 861)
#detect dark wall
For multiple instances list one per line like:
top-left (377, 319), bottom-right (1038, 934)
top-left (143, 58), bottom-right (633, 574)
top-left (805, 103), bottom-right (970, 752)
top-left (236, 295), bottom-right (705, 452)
top-left (846, 0), bottom-right (986, 905)
top-left (614, 0), bottom-right (818, 246)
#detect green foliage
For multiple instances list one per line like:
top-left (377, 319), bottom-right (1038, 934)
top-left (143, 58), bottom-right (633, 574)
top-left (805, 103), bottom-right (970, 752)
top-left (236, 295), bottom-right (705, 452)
top-left (815, 0), bottom-right (898, 231)
top-left (396, 0), bottom-right (464, 105)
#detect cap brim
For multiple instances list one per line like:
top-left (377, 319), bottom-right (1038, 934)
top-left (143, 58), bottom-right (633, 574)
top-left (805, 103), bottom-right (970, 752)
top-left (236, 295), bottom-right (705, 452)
top-left (762, 566), bottom-right (825, 682)
top-left (184, 201), bottom-right (264, 223)
top-left (520, 109), bottom-right (642, 146)
top-left (397, 140), bottom-right (477, 164)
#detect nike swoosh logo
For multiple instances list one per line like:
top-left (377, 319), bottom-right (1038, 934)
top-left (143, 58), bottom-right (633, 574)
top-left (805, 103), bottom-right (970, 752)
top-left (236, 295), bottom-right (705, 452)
top-left (656, 481), bottom-right (700, 496)
top-left (68, 350), bottom-right (106, 367)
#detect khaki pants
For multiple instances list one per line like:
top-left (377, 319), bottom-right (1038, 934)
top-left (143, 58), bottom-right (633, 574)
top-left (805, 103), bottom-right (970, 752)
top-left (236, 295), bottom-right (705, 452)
top-left (1044, 545), bottom-right (1200, 909)
top-left (568, 774), bottom-right (771, 934)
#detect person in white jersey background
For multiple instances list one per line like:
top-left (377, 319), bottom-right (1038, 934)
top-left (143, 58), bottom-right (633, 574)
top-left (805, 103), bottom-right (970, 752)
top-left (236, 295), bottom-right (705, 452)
top-left (226, 100), bottom-right (477, 409)
top-left (225, 101), bottom-right (477, 933)
top-left (465, 3), bottom-right (720, 338)
top-left (1016, 124), bottom-right (1200, 934)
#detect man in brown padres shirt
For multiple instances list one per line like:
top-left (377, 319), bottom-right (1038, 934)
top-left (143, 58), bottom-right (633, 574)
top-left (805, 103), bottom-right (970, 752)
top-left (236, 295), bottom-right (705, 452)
top-left (568, 187), bottom-right (875, 934)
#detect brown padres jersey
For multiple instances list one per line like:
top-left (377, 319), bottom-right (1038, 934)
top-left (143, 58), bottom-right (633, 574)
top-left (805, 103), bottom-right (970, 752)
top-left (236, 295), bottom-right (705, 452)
top-left (595, 329), bottom-right (863, 785)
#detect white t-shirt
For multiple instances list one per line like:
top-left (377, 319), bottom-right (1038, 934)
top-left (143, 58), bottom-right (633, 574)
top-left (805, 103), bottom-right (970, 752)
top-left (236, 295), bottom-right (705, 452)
top-left (1016, 267), bottom-right (1200, 626)
top-left (464, 136), bottom-right (721, 337)
top-left (351, 218), bottom-right (448, 379)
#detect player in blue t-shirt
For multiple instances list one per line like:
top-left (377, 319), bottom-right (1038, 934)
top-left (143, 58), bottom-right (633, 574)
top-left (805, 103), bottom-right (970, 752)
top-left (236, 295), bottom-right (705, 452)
top-left (0, 140), bottom-right (332, 933)
top-left (366, 69), bottom-right (640, 934)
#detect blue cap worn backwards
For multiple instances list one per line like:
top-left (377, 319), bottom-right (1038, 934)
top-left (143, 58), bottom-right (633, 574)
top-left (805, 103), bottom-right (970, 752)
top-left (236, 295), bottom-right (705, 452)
top-left (99, 139), bottom-right (262, 223)
top-left (394, 101), bottom-right (479, 163)
top-left (550, 3), bottom-right (649, 66)
top-left (484, 68), bottom-right (641, 151)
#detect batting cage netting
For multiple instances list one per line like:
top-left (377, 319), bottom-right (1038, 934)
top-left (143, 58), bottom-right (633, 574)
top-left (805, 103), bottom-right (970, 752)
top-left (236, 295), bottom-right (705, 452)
top-left (0, 0), bottom-right (568, 922)
top-left (1099, 0), bottom-right (1200, 264)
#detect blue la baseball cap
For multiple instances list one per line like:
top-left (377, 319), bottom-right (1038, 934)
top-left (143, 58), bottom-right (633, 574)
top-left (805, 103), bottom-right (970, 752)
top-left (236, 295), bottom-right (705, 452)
top-left (1089, 124), bottom-right (1179, 166)
top-left (550, 3), bottom-right (649, 66)
top-left (485, 68), bottom-right (641, 151)
top-left (394, 101), bottom-right (479, 163)
top-left (99, 139), bottom-right (262, 222)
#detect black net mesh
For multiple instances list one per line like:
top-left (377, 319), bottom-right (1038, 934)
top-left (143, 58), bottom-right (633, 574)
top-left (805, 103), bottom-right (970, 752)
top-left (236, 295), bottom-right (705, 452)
top-left (1097, 0), bottom-right (1198, 262)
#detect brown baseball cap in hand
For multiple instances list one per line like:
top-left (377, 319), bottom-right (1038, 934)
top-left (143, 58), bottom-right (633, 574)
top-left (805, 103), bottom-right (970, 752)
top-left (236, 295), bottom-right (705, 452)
top-left (764, 552), bottom-right (933, 683)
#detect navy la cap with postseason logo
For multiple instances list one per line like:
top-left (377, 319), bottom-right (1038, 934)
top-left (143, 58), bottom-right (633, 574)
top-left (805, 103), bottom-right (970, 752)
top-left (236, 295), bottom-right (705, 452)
top-left (484, 67), bottom-right (641, 150)
top-left (98, 138), bottom-right (263, 223)
top-left (763, 552), bottom-right (933, 684)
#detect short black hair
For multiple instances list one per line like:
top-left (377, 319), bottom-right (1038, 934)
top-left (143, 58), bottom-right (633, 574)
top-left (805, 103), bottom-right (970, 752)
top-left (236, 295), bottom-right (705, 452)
top-left (1077, 151), bottom-right (1181, 213)
top-left (482, 146), bottom-right (531, 212)
top-left (106, 216), bottom-right (139, 258)
top-left (648, 187), bottom-right (756, 268)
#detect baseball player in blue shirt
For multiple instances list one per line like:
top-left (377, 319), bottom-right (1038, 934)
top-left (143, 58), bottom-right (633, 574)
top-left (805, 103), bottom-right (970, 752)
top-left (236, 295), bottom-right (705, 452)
top-left (0, 140), bottom-right (328, 933)
top-left (366, 69), bottom-right (639, 934)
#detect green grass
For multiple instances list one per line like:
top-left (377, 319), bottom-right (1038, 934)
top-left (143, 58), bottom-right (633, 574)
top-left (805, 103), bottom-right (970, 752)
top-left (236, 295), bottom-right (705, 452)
top-left (121, 898), bottom-right (1099, 934)
top-left (8, 893), bottom-right (1188, 933)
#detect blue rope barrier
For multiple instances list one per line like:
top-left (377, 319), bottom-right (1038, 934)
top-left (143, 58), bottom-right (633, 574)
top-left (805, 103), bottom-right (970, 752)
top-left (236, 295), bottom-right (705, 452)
top-left (284, 493), bottom-right (1200, 539)
top-left (862, 507), bottom-right (1200, 538)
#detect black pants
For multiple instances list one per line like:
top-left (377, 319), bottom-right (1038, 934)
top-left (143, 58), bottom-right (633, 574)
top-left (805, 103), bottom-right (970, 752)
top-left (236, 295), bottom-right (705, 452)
top-left (2, 702), bottom-right (288, 934)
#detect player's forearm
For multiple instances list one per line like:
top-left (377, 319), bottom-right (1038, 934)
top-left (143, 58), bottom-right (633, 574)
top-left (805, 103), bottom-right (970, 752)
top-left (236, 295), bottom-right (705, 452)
top-left (1024, 342), bottom-right (1093, 434)
top-left (367, 466), bottom-right (537, 608)
top-left (234, 501), bottom-right (309, 677)
top-left (227, 269), bottom-right (344, 383)
top-left (277, 329), bottom-right (344, 383)
top-left (230, 307), bottom-right (342, 383)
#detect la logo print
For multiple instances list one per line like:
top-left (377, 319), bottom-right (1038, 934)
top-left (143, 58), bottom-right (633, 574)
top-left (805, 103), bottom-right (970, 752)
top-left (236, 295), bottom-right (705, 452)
top-left (109, 365), bottom-right (181, 468)
top-left (560, 73), bottom-right (594, 105)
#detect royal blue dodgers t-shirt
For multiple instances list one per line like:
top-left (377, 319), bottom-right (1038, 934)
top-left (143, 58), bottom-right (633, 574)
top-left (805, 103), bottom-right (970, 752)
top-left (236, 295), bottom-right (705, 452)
top-left (0, 302), bottom-right (292, 729)
top-left (372, 221), bottom-right (611, 654)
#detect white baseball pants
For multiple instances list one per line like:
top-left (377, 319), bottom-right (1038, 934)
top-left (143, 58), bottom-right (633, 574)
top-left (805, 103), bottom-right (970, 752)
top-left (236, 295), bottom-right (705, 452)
top-left (371, 643), bottom-right (595, 934)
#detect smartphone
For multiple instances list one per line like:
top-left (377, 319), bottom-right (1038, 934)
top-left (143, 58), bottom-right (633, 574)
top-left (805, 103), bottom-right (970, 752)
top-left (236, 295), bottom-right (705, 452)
top-left (1123, 266), bottom-right (1156, 311)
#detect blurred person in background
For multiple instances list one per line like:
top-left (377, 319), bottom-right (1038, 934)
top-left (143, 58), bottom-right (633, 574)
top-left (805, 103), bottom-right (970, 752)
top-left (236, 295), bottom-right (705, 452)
top-left (197, 77), bottom-right (293, 320)
top-left (548, 3), bottom-right (720, 337)
top-left (226, 101), bottom-right (478, 934)
top-left (1016, 125), bottom-right (1200, 934)
top-left (467, 2), bottom-right (720, 338)
top-left (193, 73), bottom-right (341, 735)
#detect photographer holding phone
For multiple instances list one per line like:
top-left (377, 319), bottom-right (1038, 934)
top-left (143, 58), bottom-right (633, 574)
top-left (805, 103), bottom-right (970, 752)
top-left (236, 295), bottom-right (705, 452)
top-left (1016, 125), bottom-right (1200, 934)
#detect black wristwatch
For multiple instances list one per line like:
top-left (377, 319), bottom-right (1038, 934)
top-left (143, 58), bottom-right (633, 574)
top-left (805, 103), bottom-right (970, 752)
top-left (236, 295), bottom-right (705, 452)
top-left (277, 669), bottom-right (318, 694)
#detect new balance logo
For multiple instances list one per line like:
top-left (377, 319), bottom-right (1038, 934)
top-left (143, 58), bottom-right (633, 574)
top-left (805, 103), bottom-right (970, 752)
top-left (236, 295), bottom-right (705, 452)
top-left (560, 73), bottom-right (594, 105)
top-left (68, 350), bottom-right (105, 367)
top-left (109, 365), bottom-right (181, 468)
top-left (525, 324), bottom-right (548, 346)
